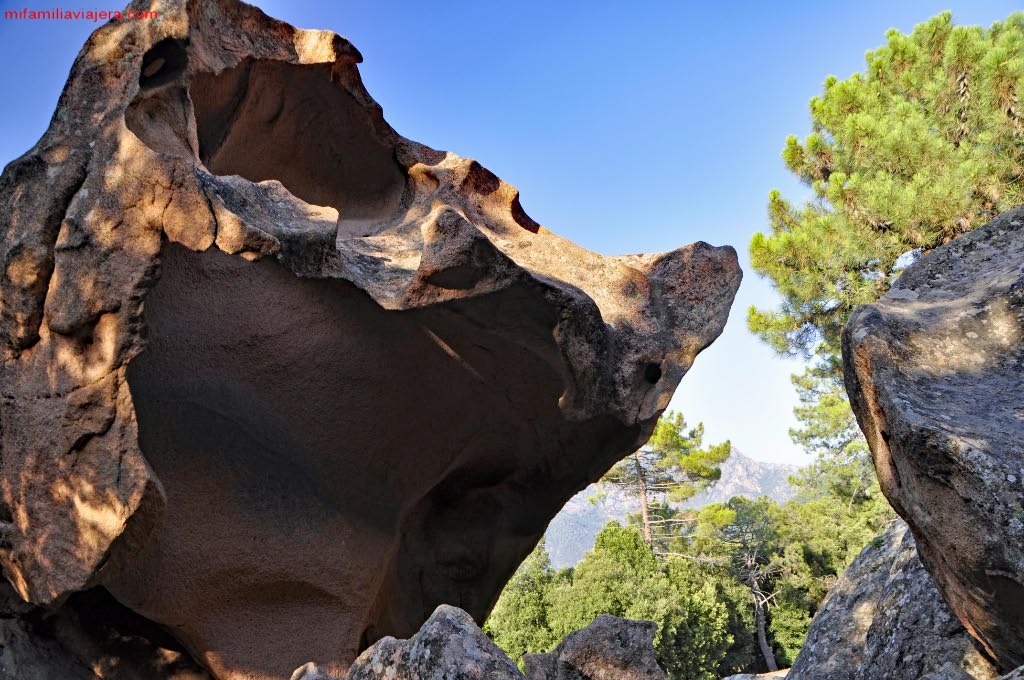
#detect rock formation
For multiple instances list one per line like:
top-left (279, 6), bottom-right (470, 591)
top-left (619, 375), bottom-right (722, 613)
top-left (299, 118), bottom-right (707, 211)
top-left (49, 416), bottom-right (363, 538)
top-left (0, 579), bottom-right (211, 679)
top-left (787, 520), bottom-right (997, 680)
top-left (345, 606), bottom-right (524, 680)
top-left (0, 0), bottom-right (740, 678)
top-left (844, 206), bottom-right (1024, 672)
top-left (523, 615), bottom-right (666, 680)
top-left (290, 608), bottom-right (668, 680)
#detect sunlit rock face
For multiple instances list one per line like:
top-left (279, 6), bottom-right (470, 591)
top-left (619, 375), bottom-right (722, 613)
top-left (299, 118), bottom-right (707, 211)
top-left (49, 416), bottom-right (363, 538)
top-left (788, 520), bottom-right (997, 680)
top-left (0, 0), bottom-right (740, 678)
top-left (844, 206), bottom-right (1024, 673)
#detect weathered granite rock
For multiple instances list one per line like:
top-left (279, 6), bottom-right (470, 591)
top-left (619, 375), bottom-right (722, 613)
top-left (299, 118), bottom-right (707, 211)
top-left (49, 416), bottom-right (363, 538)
top-left (843, 206), bottom-right (1024, 671)
top-left (345, 605), bottom-right (524, 680)
top-left (0, 0), bottom-right (740, 678)
top-left (290, 664), bottom-right (335, 680)
top-left (523, 614), bottom-right (666, 680)
top-left (787, 520), bottom-right (997, 680)
top-left (0, 580), bottom-right (211, 680)
top-left (295, 609), bottom-right (666, 680)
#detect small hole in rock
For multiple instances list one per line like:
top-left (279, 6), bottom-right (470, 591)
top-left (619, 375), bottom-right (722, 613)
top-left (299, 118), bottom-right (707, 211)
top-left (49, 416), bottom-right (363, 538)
top-left (143, 58), bottom-right (166, 78)
top-left (644, 363), bottom-right (662, 384)
top-left (139, 38), bottom-right (187, 89)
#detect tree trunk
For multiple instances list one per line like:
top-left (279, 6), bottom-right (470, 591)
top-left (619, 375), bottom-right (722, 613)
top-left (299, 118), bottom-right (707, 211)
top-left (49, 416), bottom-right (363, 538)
top-left (633, 453), bottom-right (653, 546)
top-left (751, 574), bottom-right (778, 671)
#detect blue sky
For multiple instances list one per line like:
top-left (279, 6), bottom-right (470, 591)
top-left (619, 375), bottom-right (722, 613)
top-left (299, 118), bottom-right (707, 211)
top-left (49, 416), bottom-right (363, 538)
top-left (0, 0), bottom-right (1018, 464)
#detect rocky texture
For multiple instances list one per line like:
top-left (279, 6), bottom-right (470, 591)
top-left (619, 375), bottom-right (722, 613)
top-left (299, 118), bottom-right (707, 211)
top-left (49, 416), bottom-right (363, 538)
top-left (787, 520), bottom-right (997, 680)
top-left (1001, 668), bottom-right (1024, 680)
top-left (720, 672), bottom-right (788, 680)
top-left (345, 605), bottom-right (524, 680)
top-left (0, 0), bottom-right (740, 678)
top-left (843, 206), bottom-right (1024, 671)
top-left (0, 581), bottom-right (210, 680)
top-left (523, 615), bottom-right (666, 680)
top-left (289, 608), bottom-right (667, 680)
top-left (290, 665), bottom-right (335, 680)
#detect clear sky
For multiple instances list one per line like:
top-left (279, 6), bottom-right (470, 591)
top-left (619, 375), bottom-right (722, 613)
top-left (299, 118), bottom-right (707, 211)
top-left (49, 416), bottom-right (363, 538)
top-left (0, 0), bottom-right (1018, 465)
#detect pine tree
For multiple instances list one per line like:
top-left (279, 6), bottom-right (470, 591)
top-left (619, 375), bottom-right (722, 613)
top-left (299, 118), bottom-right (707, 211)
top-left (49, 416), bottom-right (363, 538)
top-left (602, 411), bottom-right (730, 554)
top-left (749, 11), bottom-right (1023, 545)
top-left (750, 11), bottom-right (1024, 363)
top-left (692, 499), bottom-right (783, 671)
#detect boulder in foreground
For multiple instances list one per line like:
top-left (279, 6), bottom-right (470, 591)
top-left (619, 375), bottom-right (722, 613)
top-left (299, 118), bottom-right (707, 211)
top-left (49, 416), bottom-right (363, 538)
top-left (523, 614), bottom-right (666, 680)
top-left (787, 520), bottom-right (996, 680)
top-left (844, 206), bottom-right (1024, 671)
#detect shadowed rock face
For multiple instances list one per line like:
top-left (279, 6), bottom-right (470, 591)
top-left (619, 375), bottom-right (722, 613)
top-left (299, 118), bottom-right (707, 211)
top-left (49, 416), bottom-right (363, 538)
top-left (0, 1), bottom-right (740, 678)
top-left (843, 206), bottom-right (1024, 673)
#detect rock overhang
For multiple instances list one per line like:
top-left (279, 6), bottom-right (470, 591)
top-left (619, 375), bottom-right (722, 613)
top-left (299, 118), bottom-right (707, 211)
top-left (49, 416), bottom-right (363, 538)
top-left (0, 1), bottom-right (742, 678)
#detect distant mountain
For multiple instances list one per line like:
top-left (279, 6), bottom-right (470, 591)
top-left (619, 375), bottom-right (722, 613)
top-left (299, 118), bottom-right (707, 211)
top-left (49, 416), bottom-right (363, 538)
top-left (681, 447), bottom-right (797, 510)
top-left (544, 448), bottom-right (798, 569)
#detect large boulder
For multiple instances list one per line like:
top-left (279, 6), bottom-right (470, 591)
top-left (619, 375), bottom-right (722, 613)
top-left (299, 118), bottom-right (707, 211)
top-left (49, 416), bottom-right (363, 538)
top-left (787, 520), bottom-right (997, 680)
top-left (0, 580), bottom-right (211, 680)
top-left (345, 605), bottom-right (524, 680)
top-left (843, 206), bottom-right (1024, 671)
top-left (523, 615), bottom-right (666, 680)
top-left (0, 0), bottom-right (741, 678)
top-left (291, 608), bottom-right (667, 680)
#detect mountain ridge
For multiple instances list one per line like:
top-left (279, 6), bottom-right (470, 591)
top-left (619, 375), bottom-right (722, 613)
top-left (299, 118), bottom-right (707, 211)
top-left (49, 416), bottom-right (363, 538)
top-left (544, 448), bottom-right (798, 569)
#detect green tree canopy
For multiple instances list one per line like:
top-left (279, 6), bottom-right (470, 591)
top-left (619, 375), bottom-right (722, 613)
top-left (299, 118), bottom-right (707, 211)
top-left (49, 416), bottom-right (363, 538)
top-left (485, 523), bottom-right (737, 679)
top-left (602, 411), bottom-right (730, 552)
top-left (692, 498), bottom-right (783, 670)
top-left (746, 14), bottom-right (1014, 583)
top-left (483, 538), bottom-right (559, 665)
top-left (749, 11), bottom-right (1024, 363)
top-left (545, 522), bottom-right (734, 680)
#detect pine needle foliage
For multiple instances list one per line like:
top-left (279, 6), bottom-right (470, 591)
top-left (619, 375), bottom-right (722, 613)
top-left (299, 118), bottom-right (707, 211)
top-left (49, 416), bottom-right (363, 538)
top-left (750, 11), bottom-right (1024, 361)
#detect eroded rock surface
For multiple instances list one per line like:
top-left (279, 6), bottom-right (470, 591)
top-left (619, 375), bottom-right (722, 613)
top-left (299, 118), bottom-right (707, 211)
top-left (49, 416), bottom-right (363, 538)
top-left (0, 1), bottom-right (741, 678)
top-left (0, 581), bottom-right (211, 680)
top-left (292, 609), bottom-right (666, 680)
top-left (787, 520), bottom-right (996, 680)
top-left (290, 664), bottom-right (336, 680)
top-left (523, 615), bottom-right (666, 680)
top-left (844, 206), bottom-right (1024, 671)
top-left (346, 605), bottom-right (524, 680)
